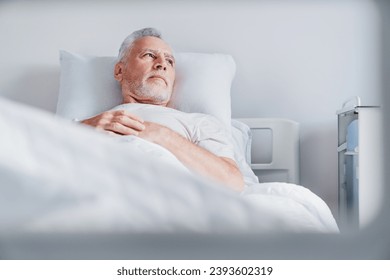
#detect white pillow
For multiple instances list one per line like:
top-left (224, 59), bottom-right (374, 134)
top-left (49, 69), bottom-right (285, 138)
top-left (56, 50), bottom-right (235, 129)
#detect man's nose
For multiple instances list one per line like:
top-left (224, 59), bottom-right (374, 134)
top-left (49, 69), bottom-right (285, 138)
top-left (155, 64), bottom-right (166, 71)
top-left (154, 57), bottom-right (167, 71)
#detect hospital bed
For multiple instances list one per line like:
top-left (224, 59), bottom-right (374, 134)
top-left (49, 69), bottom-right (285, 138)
top-left (0, 50), bottom-right (340, 259)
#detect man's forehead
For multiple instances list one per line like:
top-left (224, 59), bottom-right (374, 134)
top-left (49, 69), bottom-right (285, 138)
top-left (132, 36), bottom-right (173, 55)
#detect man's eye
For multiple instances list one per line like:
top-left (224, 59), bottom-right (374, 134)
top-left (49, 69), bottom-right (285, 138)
top-left (144, 53), bottom-right (155, 58)
top-left (167, 59), bottom-right (174, 66)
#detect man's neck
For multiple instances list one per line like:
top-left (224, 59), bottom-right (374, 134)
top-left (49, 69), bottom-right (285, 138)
top-left (122, 95), bottom-right (168, 107)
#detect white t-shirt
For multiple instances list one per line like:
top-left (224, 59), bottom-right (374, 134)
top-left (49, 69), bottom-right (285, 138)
top-left (111, 103), bottom-right (235, 161)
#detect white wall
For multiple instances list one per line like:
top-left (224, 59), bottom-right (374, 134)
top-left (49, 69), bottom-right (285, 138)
top-left (0, 0), bottom-right (381, 218)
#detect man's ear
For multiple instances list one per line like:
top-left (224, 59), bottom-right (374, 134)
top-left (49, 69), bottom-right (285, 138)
top-left (114, 62), bottom-right (124, 82)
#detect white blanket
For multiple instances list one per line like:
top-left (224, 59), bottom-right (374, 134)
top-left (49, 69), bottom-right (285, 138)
top-left (0, 97), bottom-right (338, 233)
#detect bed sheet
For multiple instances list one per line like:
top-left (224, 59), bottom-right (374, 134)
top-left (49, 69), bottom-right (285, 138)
top-left (0, 97), bottom-right (338, 234)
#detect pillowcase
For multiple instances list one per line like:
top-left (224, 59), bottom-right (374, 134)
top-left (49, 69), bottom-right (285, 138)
top-left (56, 50), bottom-right (236, 129)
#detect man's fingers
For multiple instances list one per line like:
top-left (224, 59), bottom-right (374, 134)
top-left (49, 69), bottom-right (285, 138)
top-left (112, 115), bottom-right (145, 131)
top-left (104, 122), bottom-right (142, 136)
top-left (110, 110), bottom-right (146, 131)
top-left (114, 110), bottom-right (144, 123)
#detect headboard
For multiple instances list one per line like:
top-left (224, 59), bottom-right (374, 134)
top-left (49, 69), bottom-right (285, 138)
top-left (237, 118), bottom-right (300, 184)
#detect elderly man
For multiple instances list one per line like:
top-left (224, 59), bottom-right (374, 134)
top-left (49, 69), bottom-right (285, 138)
top-left (81, 28), bottom-right (244, 191)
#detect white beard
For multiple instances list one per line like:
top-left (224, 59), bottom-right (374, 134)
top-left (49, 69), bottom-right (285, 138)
top-left (125, 79), bottom-right (171, 104)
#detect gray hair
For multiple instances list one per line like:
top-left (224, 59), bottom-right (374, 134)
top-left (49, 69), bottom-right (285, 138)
top-left (117, 27), bottom-right (162, 62)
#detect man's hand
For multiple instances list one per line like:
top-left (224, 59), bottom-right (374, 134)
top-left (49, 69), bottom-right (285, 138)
top-left (81, 110), bottom-right (145, 135)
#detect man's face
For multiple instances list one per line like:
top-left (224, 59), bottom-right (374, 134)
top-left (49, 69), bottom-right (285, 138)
top-left (115, 36), bottom-right (176, 106)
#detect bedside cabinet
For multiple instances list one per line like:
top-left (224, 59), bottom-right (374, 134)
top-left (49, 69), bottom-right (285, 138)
top-left (337, 97), bottom-right (382, 231)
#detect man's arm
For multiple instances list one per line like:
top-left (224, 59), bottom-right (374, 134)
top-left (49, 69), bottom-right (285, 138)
top-left (139, 121), bottom-right (244, 191)
top-left (80, 110), bottom-right (244, 191)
